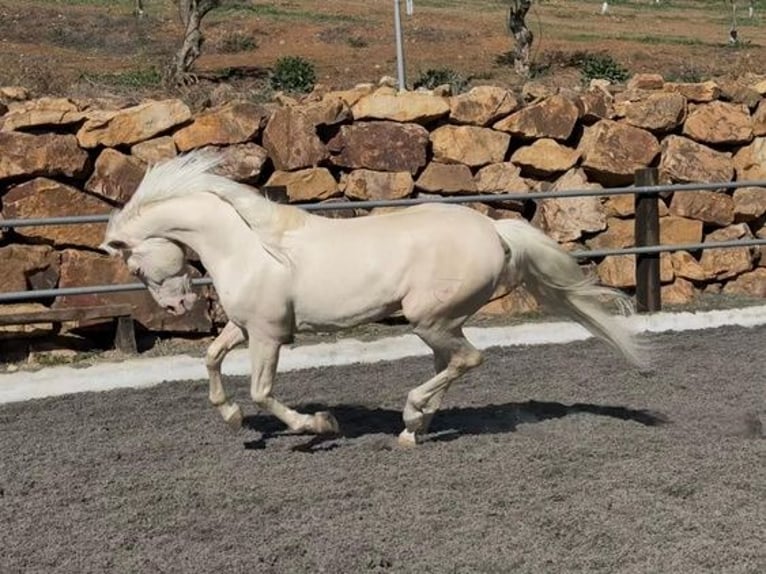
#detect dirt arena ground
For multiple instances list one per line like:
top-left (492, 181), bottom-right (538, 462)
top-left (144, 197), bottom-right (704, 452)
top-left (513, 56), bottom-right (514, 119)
top-left (1, 324), bottom-right (764, 573)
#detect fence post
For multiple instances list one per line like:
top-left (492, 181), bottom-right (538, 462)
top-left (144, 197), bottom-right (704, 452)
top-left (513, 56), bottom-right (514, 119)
top-left (634, 168), bottom-right (661, 313)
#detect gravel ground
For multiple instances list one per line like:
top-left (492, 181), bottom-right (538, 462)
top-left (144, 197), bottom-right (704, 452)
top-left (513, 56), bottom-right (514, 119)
top-left (1, 325), bottom-right (764, 573)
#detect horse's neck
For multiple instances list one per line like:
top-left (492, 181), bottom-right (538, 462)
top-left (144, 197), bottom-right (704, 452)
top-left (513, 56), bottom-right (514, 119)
top-left (142, 194), bottom-right (277, 281)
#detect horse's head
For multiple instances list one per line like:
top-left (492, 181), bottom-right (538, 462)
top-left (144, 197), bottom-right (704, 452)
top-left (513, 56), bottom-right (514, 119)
top-left (100, 235), bottom-right (198, 316)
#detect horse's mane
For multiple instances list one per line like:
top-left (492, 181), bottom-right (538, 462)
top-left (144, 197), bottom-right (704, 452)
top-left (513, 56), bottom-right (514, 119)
top-left (108, 151), bottom-right (308, 263)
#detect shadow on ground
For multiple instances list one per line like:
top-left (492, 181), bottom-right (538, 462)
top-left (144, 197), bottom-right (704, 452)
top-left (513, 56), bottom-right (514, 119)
top-left (242, 399), bottom-right (670, 451)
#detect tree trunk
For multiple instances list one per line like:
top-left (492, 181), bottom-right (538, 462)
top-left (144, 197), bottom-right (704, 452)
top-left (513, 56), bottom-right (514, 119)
top-left (134, 0), bottom-right (145, 17)
top-left (507, 1), bottom-right (534, 77)
top-left (171, 0), bottom-right (220, 83)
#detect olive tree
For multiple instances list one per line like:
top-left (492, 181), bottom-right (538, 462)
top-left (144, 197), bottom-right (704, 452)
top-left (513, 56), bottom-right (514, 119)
top-left (170, 0), bottom-right (222, 84)
top-left (505, 1), bottom-right (534, 76)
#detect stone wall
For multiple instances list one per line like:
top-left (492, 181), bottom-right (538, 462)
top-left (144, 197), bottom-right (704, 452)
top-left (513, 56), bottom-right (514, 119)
top-left (1, 73), bottom-right (766, 336)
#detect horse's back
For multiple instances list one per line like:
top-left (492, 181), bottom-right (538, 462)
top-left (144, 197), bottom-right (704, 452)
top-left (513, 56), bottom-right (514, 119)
top-left (298, 203), bottom-right (508, 324)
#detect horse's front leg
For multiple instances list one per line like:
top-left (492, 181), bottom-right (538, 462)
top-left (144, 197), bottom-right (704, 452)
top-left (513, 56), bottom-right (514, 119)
top-left (206, 321), bottom-right (247, 429)
top-left (248, 337), bottom-right (340, 435)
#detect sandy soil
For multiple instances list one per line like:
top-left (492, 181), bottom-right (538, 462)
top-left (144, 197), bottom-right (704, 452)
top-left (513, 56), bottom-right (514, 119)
top-left (1, 324), bottom-right (764, 573)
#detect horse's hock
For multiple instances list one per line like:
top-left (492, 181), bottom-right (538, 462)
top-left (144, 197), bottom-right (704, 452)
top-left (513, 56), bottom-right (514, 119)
top-left (1, 72), bottom-right (766, 347)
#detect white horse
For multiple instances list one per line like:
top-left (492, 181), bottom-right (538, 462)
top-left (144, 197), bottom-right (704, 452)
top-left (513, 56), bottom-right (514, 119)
top-left (101, 152), bottom-right (646, 446)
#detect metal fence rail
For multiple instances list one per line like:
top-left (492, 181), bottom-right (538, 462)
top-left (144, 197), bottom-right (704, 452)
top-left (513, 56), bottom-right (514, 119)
top-left (4, 178), bottom-right (766, 229)
top-left (2, 171), bottom-right (766, 308)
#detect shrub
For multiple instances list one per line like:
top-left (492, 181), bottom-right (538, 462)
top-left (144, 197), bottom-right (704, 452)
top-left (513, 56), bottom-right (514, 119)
top-left (218, 32), bottom-right (258, 54)
top-left (413, 67), bottom-right (468, 94)
top-left (270, 56), bottom-right (316, 93)
top-left (577, 53), bottom-right (630, 84)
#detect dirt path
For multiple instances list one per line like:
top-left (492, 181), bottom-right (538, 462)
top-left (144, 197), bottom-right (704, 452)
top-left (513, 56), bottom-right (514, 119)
top-left (1, 325), bottom-right (764, 573)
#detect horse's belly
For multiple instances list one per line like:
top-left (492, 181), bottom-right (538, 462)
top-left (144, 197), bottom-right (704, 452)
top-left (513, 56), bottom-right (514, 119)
top-left (291, 269), bottom-right (405, 332)
top-left (293, 301), bottom-right (402, 333)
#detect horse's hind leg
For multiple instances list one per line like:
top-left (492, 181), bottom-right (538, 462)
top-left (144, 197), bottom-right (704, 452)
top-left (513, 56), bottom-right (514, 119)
top-left (399, 327), bottom-right (483, 447)
top-left (206, 321), bottom-right (247, 430)
top-left (419, 348), bottom-right (450, 435)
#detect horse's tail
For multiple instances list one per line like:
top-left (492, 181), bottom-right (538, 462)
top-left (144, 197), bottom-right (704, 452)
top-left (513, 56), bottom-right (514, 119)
top-left (493, 218), bottom-right (648, 369)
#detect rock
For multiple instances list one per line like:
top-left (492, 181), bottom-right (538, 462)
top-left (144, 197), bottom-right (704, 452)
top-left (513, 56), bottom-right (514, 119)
top-left (756, 226), bottom-right (766, 268)
top-left (3, 178), bottom-right (111, 249)
top-left (671, 251), bottom-right (710, 281)
top-left (733, 186), bottom-right (766, 222)
top-left (621, 91), bottom-right (687, 133)
top-left (53, 250), bottom-right (212, 333)
top-left (474, 162), bottom-right (531, 210)
top-left (350, 90), bottom-right (450, 123)
top-left (520, 81), bottom-right (558, 103)
top-left (578, 120), bottom-right (660, 185)
top-left (534, 168), bottom-right (606, 242)
top-left (511, 138), bottom-right (580, 178)
top-left (173, 101), bottom-right (267, 152)
top-left (0, 132), bottom-right (88, 182)
top-left (0, 244), bottom-right (60, 293)
top-left (131, 136), bottom-right (178, 164)
top-left (659, 215), bottom-right (703, 245)
top-left (77, 99), bottom-right (192, 148)
top-left (430, 125), bottom-right (510, 167)
top-left (733, 137), bottom-right (766, 181)
top-left (603, 194), bottom-right (668, 219)
top-left (585, 217), bottom-right (634, 250)
top-left (264, 168), bottom-right (339, 202)
top-left (661, 277), bottom-right (697, 306)
top-left (627, 73), bottom-right (665, 91)
top-left (700, 223), bottom-right (755, 279)
top-left (262, 106), bottom-right (329, 170)
top-left (449, 86), bottom-right (519, 126)
top-left (669, 190), bottom-right (735, 226)
top-left (468, 203), bottom-right (524, 221)
top-left (415, 162), bottom-right (476, 195)
top-left (663, 80), bottom-right (721, 103)
top-left (199, 143), bottom-right (269, 183)
top-left (752, 100), bottom-right (766, 137)
top-left (750, 78), bottom-right (766, 95)
top-left (659, 135), bottom-right (734, 184)
top-left (0, 97), bottom-right (86, 131)
top-left (722, 268), bottom-right (766, 297)
top-left (579, 86), bottom-right (614, 123)
top-left (493, 94), bottom-right (579, 141)
top-left (596, 253), bottom-right (673, 288)
top-left (341, 170), bottom-right (414, 200)
top-left (718, 80), bottom-right (762, 110)
top-left (327, 84), bottom-right (376, 108)
top-left (84, 148), bottom-right (146, 205)
top-left (478, 287), bottom-right (538, 316)
top-left (0, 86), bottom-right (31, 101)
top-left (300, 95), bottom-right (352, 127)
top-left (682, 101), bottom-right (753, 146)
top-left (328, 121), bottom-right (429, 174)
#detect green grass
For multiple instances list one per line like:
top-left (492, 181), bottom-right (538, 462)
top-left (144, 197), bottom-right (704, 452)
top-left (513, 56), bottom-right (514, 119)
top-left (80, 66), bottom-right (163, 88)
top-left (211, 2), bottom-right (361, 24)
top-left (564, 31), bottom-right (712, 47)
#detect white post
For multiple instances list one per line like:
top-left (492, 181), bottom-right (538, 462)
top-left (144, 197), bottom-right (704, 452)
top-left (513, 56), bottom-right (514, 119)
top-left (394, 0), bottom-right (406, 92)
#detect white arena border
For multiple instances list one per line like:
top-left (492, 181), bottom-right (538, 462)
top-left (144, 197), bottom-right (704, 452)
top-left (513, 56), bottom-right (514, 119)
top-left (2, 304), bottom-right (766, 405)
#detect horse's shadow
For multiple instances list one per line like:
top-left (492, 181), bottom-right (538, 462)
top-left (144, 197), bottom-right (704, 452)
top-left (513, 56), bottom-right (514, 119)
top-left (241, 400), bottom-right (669, 451)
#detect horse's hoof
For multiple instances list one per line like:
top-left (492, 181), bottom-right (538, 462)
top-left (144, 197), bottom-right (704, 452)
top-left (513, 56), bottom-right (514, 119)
top-left (218, 403), bottom-right (243, 431)
top-left (313, 411), bottom-right (340, 435)
top-left (397, 429), bottom-right (419, 448)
